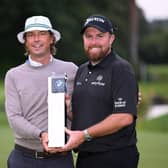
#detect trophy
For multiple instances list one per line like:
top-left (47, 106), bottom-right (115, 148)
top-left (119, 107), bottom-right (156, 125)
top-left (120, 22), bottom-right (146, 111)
top-left (48, 72), bottom-right (67, 147)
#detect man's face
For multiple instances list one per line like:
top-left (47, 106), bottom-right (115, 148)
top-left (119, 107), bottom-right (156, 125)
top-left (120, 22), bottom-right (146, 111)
top-left (83, 27), bottom-right (115, 63)
top-left (25, 30), bottom-right (54, 58)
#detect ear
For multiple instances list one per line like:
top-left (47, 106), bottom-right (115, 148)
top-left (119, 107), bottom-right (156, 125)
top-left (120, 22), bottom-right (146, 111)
top-left (49, 32), bottom-right (56, 44)
top-left (109, 34), bottom-right (115, 45)
top-left (50, 36), bottom-right (55, 44)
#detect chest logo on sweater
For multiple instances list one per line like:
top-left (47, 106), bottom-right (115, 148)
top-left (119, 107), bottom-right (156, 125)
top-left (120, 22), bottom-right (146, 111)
top-left (91, 75), bottom-right (105, 86)
top-left (114, 98), bottom-right (126, 108)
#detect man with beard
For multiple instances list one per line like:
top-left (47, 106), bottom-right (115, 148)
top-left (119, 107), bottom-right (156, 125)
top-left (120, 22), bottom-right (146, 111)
top-left (56, 14), bottom-right (139, 168)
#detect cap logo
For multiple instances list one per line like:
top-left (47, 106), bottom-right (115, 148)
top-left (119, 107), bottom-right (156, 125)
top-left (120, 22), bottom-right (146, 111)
top-left (84, 17), bottom-right (105, 26)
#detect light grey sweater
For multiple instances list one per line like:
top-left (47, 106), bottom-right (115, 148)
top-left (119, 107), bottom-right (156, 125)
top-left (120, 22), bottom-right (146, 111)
top-left (5, 58), bottom-right (78, 151)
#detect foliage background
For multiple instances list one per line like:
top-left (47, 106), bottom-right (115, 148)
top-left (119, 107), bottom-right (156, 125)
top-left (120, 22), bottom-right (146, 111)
top-left (0, 0), bottom-right (132, 79)
top-left (1, 1), bottom-right (168, 79)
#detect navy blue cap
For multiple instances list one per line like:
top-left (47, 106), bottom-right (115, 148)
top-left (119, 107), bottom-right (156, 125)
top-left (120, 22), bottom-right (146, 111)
top-left (81, 14), bottom-right (115, 34)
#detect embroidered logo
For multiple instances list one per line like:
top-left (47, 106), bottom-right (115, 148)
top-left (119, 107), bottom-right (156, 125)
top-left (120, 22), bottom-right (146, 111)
top-left (76, 81), bottom-right (82, 86)
top-left (114, 98), bottom-right (126, 108)
top-left (84, 17), bottom-right (105, 26)
top-left (91, 75), bottom-right (105, 86)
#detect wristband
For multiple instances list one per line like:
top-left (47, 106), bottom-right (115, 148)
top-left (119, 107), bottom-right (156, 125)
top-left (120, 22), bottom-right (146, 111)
top-left (83, 129), bottom-right (92, 141)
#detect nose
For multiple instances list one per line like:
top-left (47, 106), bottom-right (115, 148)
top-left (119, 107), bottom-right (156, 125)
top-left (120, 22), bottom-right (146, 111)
top-left (33, 33), bottom-right (40, 41)
top-left (89, 37), bottom-right (97, 45)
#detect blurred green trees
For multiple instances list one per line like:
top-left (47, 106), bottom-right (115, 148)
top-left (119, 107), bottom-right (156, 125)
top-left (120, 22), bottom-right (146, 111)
top-left (0, 0), bottom-right (130, 78)
top-left (0, 0), bottom-right (168, 79)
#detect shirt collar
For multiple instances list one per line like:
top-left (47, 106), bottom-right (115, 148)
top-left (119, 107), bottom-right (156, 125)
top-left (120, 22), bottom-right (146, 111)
top-left (28, 55), bottom-right (53, 67)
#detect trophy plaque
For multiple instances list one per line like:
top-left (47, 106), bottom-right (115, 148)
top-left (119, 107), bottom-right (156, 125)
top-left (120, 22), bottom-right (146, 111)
top-left (48, 73), bottom-right (67, 147)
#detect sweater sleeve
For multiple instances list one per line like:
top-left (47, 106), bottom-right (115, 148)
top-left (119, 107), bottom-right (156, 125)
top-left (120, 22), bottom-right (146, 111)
top-left (5, 70), bottom-right (42, 139)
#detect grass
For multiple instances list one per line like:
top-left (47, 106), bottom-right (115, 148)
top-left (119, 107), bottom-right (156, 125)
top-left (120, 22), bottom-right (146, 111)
top-left (148, 64), bottom-right (168, 82)
top-left (145, 64), bottom-right (168, 100)
top-left (139, 81), bottom-right (168, 105)
top-left (0, 112), bottom-right (14, 168)
top-left (137, 131), bottom-right (168, 168)
top-left (137, 114), bottom-right (168, 132)
top-left (138, 64), bottom-right (168, 117)
top-left (137, 114), bottom-right (168, 168)
top-left (137, 64), bottom-right (168, 168)
top-left (0, 80), bottom-right (5, 112)
top-left (0, 126), bottom-right (13, 167)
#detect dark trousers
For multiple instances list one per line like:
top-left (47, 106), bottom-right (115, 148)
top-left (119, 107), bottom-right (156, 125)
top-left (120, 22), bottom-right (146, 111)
top-left (7, 148), bottom-right (74, 168)
top-left (76, 146), bottom-right (139, 168)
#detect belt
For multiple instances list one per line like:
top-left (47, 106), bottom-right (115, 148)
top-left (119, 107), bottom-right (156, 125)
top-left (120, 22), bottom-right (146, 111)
top-left (15, 144), bottom-right (68, 159)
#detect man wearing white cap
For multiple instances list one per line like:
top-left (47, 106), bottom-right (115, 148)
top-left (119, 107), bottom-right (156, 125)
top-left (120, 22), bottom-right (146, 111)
top-left (5, 15), bottom-right (77, 168)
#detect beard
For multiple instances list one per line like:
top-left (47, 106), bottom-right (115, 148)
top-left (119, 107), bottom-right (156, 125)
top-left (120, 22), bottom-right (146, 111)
top-left (85, 46), bottom-right (111, 63)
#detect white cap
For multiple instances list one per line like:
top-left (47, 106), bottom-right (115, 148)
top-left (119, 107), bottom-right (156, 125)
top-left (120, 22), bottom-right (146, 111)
top-left (17, 16), bottom-right (61, 43)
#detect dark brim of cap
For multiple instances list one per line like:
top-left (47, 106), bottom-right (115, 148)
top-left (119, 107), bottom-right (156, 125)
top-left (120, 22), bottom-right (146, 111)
top-left (80, 24), bottom-right (108, 34)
